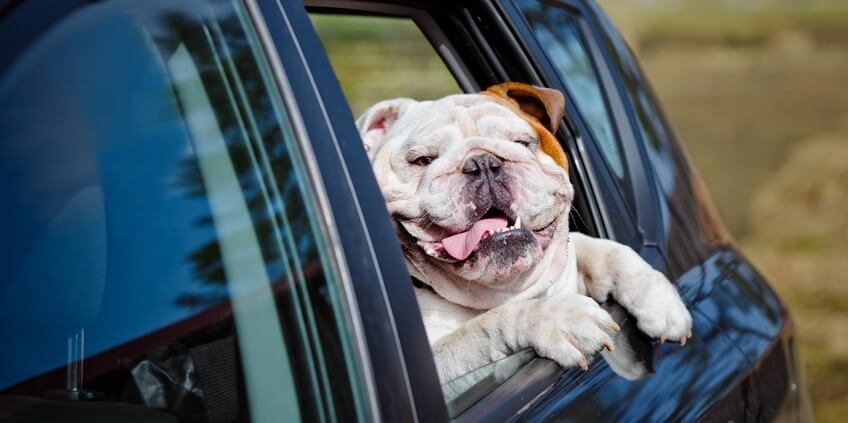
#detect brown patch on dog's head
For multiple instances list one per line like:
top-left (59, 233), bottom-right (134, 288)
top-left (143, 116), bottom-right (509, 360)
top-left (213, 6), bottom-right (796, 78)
top-left (483, 82), bottom-right (569, 172)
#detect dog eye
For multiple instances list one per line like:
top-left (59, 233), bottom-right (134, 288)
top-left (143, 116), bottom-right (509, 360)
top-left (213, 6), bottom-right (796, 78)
top-left (514, 139), bottom-right (533, 148)
top-left (411, 155), bottom-right (435, 166)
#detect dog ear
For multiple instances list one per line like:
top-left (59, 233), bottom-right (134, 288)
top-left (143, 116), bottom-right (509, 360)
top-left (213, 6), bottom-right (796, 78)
top-left (484, 82), bottom-right (569, 171)
top-left (486, 82), bottom-right (564, 134)
top-left (356, 98), bottom-right (415, 154)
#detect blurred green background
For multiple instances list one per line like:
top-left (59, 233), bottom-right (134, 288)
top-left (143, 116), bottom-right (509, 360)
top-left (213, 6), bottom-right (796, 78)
top-left (313, 2), bottom-right (848, 419)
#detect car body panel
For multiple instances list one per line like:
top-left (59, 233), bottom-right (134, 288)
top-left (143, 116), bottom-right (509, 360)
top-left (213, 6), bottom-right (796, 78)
top-left (513, 248), bottom-right (789, 422)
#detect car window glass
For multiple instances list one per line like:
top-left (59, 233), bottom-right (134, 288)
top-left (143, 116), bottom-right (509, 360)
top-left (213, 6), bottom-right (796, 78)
top-left (590, 10), bottom-right (723, 275)
top-left (0, 1), bottom-right (365, 421)
top-left (310, 14), bottom-right (461, 117)
top-left (520, 1), bottom-right (626, 181)
top-left (442, 349), bottom-right (536, 417)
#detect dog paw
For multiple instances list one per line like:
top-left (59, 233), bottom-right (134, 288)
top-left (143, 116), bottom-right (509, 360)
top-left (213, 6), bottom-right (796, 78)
top-left (518, 295), bottom-right (620, 370)
top-left (618, 269), bottom-right (693, 345)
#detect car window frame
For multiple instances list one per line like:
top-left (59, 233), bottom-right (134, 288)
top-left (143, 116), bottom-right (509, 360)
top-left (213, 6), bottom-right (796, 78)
top-left (252, 1), bottom-right (450, 422)
top-left (300, 0), bottom-right (644, 420)
top-left (285, 2), bottom-right (793, 423)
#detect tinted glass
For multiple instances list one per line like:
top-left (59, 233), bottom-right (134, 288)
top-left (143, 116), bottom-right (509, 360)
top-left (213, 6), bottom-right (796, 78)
top-left (521, 1), bottom-right (626, 180)
top-left (0, 0), bottom-right (364, 421)
top-left (592, 9), bottom-right (722, 276)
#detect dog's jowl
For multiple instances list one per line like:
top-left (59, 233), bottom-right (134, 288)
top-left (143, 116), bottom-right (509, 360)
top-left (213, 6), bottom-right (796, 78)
top-left (357, 82), bottom-right (692, 383)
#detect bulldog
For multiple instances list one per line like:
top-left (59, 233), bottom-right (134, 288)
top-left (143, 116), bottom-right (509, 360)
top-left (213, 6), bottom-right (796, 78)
top-left (356, 82), bottom-right (693, 383)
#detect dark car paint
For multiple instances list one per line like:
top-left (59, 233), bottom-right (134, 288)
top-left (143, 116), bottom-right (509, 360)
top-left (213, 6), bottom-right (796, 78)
top-left (0, 0), bottom-right (808, 421)
top-left (514, 249), bottom-right (790, 422)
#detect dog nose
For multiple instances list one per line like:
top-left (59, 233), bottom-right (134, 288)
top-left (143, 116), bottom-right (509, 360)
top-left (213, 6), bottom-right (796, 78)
top-left (462, 152), bottom-right (503, 175)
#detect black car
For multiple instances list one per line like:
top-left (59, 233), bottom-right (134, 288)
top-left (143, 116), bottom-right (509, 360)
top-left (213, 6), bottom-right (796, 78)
top-left (0, 0), bottom-right (812, 421)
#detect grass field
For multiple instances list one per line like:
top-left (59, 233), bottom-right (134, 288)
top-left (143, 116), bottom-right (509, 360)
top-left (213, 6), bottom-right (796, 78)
top-left (599, 2), bottom-right (848, 420)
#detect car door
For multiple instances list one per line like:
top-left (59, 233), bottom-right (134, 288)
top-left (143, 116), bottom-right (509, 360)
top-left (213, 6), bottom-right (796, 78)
top-left (297, 0), bottom-right (798, 421)
top-left (198, 1), bottom-right (804, 421)
top-left (296, 0), bottom-right (738, 420)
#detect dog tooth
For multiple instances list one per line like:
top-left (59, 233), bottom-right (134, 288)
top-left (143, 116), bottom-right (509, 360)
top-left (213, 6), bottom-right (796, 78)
top-left (515, 217), bottom-right (521, 229)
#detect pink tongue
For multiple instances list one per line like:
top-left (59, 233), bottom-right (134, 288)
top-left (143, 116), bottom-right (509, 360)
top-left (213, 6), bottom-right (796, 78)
top-left (441, 216), bottom-right (509, 260)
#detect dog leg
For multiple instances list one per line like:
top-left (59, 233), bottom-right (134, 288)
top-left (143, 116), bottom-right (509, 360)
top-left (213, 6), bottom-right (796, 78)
top-left (572, 233), bottom-right (693, 344)
top-left (430, 295), bottom-right (619, 383)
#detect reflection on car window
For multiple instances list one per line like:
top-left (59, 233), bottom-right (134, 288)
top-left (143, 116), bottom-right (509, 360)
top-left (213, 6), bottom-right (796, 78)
top-left (520, 1), bottom-right (626, 180)
top-left (0, 0), bottom-right (365, 421)
top-left (310, 13), bottom-right (460, 117)
top-left (442, 349), bottom-right (536, 417)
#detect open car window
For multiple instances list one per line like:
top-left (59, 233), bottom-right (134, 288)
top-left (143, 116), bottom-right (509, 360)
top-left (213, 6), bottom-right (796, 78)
top-left (308, 4), bottom-right (601, 418)
top-left (308, 11), bottom-right (481, 412)
top-left (309, 14), bottom-right (461, 117)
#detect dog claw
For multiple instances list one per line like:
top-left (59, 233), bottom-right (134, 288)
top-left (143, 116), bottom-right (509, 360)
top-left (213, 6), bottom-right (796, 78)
top-left (611, 322), bottom-right (621, 332)
top-left (603, 341), bottom-right (615, 352)
top-left (688, 329), bottom-right (693, 338)
top-left (659, 336), bottom-right (666, 344)
top-left (578, 361), bottom-right (589, 371)
top-left (680, 336), bottom-right (688, 346)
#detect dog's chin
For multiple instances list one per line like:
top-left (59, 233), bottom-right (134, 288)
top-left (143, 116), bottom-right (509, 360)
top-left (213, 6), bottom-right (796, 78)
top-left (455, 229), bottom-right (542, 284)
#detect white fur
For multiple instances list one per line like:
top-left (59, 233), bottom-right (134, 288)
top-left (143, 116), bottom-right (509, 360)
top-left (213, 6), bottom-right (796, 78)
top-left (358, 94), bottom-right (692, 382)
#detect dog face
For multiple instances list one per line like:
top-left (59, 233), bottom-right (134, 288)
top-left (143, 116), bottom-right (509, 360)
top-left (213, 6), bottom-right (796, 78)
top-left (357, 84), bottom-right (574, 307)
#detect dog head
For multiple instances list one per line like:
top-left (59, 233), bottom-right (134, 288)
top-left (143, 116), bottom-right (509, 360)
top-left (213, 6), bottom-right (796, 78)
top-left (357, 82), bottom-right (574, 308)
